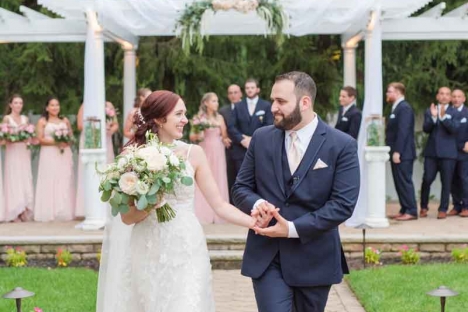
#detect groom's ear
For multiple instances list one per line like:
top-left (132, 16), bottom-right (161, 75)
top-left (300, 95), bottom-right (313, 110)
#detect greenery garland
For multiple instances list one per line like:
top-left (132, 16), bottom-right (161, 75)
top-left (175, 0), bottom-right (288, 54)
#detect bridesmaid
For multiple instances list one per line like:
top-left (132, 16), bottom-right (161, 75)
top-left (0, 140), bottom-right (5, 222)
top-left (3, 94), bottom-right (34, 222)
top-left (105, 101), bottom-right (119, 163)
top-left (123, 88), bottom-right (151, 140)
top-left (191, 92), bottom-right (231, 224)
top-left (34, 97), bottom-right (75, 222)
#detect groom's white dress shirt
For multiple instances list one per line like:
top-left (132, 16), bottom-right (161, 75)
top-left (253, 115), bottom-right (318, 238)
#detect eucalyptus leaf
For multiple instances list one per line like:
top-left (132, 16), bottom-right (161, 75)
top-left (148, 183), bottom-right (160, 196)
top-left (111, 206), bottom-right (119, 217)
top-left (103, 181), bottom-right (112, 191)
top-left (181, 176), bottom-right (194, 186)
top-left (119, 204), bottom-right (130, 214)
top-left (137, 195), bottom-right (148, 210)
top-left (147, 194), bottom-right (158, 204)
top-left (162, 177), bottom-right (171, 184)
top-left (110, 192), bottom-right (122, 207)
top-left (101, 190), bottom-right (112, 202)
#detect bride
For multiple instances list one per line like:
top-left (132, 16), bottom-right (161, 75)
top-left (96, 91), bottom-right (256, 312)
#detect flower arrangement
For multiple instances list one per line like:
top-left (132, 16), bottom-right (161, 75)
top-left (97, 131), bottom-right (194, 222)
top-left (84, 117), bottom-right (102, 149)
top-left (55, 248), bottom-right (73, 267)
top-left (0, 123), bottom-right (8, 140)
top-left (2, 123), bottom-right (35, 143)
top-left (364, 247), bottom-right (381, 265)
top-left (366, 115), bottom-right (385, 146)
top-left (176, 0), bottom-right (288, 54)
top-left (52, 123), bottom-right (74, 154)
top-left (5, 246), bottom-right (27, 267)
top-left (451, 245), bottom-right (468, 263)
top-left (32, 308), bottom-right (43, 312)
top-left (106, 106), bottom-right (119, 123)
top-left (398, 245), bottom-right (420, 265)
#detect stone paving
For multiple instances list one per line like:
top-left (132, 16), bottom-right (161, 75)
top-left (213, 270), bottom-right (365, 312)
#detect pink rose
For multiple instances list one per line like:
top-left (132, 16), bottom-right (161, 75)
top-left (34, 307), bottom-right (43, 312)
top-left (27, 124), bottom-right (35, 133)
top-left (55, 131), bottom-right (61, 137)
top-left (1, 124), bottom-right (8, 132)
top-left (106, 107), bottom-right (116, 117)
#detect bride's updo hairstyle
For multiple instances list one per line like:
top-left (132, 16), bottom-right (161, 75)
top-left (128, 90), bottom-right (181, 146)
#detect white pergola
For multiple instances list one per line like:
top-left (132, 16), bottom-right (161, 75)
top-left (1, 0), bottom-right (467, 229)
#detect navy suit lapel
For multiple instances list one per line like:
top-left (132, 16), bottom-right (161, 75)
top-left (287, 119), bottom-right (327, 199)
top-left (239, 100), bottom-right (251, 122)
top-left (272, 128), bottom-right (286, 197)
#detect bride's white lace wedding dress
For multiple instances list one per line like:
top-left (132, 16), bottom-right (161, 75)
top-left (96, 142), bottom-right (215, 312)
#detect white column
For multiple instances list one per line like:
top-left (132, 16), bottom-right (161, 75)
top-left (364, 146), bottom-right (390, 227)
top-left (346, 5), bottom-right (385, 227)
top-left (123, 44), bottom-right (137, 145)
top-left (343, 44), bottom-right (357, 88)
top-left (76, 10), bottom-right (107, 230)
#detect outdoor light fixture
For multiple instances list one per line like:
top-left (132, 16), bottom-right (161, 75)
top-left (426, 286), bottom-right (459, 312)
top-left (354, 223), bottom-right (372, 268)
top-left (2, 287), bottom-right (35, 312)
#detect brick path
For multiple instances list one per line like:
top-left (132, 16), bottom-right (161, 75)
top-left (213, 270), bottom-right (365, 312)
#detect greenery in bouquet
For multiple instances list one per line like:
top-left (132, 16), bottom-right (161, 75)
top-left (105, 106), bottom-right (119, 123)
top-left (97, 131), bottom-right (194, 223)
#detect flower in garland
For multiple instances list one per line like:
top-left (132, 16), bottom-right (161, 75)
top-left (176, 0), bottom-right (288, 54)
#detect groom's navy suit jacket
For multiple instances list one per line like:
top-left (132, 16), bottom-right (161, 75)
top-left (232, 119), bottom-right (360, 286)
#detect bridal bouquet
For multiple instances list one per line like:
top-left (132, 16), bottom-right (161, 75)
top-left (97, 131), bottom-right (193, 223)
top-left (52, 124), bottom-right (74, 154)
top-left (4, 123), bottom-right (35, 142)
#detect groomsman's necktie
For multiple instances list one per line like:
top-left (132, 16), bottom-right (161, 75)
top-left (288, 131), bottom-right (301, 174)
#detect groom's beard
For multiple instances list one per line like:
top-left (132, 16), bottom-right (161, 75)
top-left (274, 102), bottom-right (302, 131)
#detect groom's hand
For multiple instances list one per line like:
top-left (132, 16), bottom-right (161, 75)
top-left (251, 202), bottom-right (277, 228)
top-left (253, 209), bottom-right (289, 238)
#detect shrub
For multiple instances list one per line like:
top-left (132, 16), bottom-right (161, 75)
top-left (398, 245), bottom-right (420, 265)
top-left (5, 246), bottom-right (27, 267)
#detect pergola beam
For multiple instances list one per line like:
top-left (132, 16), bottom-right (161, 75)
top-left (0, 8), bottom-right (28, 22)
top-left (444, 3), bottom-right (468, 17)
top-left (19, 6), bottom-right (52, 20)
top-left (382, 17), bottom-right (468, 40)
top-left (418, 2), bottom-right (446, 18)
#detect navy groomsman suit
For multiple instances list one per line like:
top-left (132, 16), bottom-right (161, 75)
top-left (219, 103), bottom-right (237, 202)
top-left (335, 104), bottom-right (362, 139)
top-left (451, 104), bottom-right (468, 214)
top-left (385, 98), bottom-right (418, 217)
top-left (227, 97), bottom-right (273, 174)
top-left (421, 104), bottom-right (459, 214)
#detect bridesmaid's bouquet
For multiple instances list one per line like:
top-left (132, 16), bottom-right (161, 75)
top-left (4, 123), bottom-right (35, 142)
top-left (105, 106), bottom-right (119, 123)
top-left (52, 124), bottom-right (74, 154)
top-left (97, 131), bottom-right (193, 223)
top-left (0, 123), bottom-right (8, 140)
top-left (189, 113), bottom-right (215, 143)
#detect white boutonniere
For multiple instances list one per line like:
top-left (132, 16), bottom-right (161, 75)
top-left (341, 117), bottom-right (348, 122)
top-left (461, 117), bottom-right (467, 123)
top-left (390, 114), bottom-right (396, 119)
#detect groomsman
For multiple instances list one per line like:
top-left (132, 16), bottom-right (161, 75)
top-left (219, 84), bottom-right (243, 201)
top-left (448, 89), bottom-right (468, 217)
top-left (228, 78), bottom-right (274, 176)
top-left (335, 86), bottom-right (362, 139)
top-left (385, 83), bottom-right (418, 221)
top-left (420, 87), bottom-right (459, 219)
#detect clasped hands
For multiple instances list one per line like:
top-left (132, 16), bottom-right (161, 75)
top-left (250, 201), bottom-right (289, 238)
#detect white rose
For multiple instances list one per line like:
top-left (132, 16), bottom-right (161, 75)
top-left (136, 146), bottom-right (167, 171)
top-left (135, 181), bottom-right (149, 195)
top-left (117, 156), bottom-right (129, 170)
top-left (118, 172), bottom-right (139, 195)
top-left (160, 146), bottom-right (172, 156)
top-left (169, 154), bottom-right (180, 167)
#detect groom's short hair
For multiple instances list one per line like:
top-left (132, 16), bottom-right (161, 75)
top-left (275, 71), bottom-right (317, 104)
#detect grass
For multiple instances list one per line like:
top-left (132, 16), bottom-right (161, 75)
top-left (347, 263), bottom-right (468, 312)
top-left (0, 268), bottom-right (98, 312)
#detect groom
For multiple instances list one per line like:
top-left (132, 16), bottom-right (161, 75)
top-left (232, 71), bottom-right (360, 312)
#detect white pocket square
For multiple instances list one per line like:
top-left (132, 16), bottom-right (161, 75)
top-left (255, 110), bottom-right (265, 116)
top-left (390, 114), bottom-right (396, 119)
top-left (341, 117), bottom-right (348, 122)
top-left (461, 117), bottom-right (467, 123)
top-left (313, 159), bottom-right (328, 170)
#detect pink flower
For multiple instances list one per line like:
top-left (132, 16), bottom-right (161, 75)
top-left (55, 131), bottom-right (61, 137)
top-left (0, 124), bottom-right (8, 132)
top-left (400, 245), bottom-right (409, 251)
top-left (106, 107), bottom-right (116, 117)
top-left (34, 307), bottom-right (43, 312)
top-left (26, 124), bottom-right (35, 133)
top-left (63, 129), bottom-right (69, 136)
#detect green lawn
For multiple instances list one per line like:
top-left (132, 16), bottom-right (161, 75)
top-left (0, 268), bottom-right (98, 312)
top-left (347, 263), bottom-right (468, 312)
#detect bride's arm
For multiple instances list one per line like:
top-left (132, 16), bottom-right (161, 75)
top-left (190, 145), bottom-right (256, 228)
top-left (121, 201), bottom-right (149, 225)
